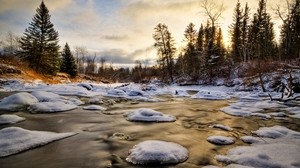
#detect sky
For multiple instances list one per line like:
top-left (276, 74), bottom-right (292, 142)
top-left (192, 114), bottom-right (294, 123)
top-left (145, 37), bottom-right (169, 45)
top-left (0, 0), bottom-right (284, 68)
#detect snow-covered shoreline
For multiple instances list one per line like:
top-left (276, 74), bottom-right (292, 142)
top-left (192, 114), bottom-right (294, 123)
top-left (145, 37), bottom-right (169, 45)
top-left (0, 79), bottom-right (299, 167)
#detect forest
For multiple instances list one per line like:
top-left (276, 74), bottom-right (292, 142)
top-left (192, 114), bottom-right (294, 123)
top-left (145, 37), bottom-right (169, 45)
top-left (0, 0), bottom-right (299, 85)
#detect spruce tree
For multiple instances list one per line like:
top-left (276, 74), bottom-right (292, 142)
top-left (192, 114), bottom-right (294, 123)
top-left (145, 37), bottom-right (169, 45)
top-left (183, 23), bottom-right (199, 80)
top-left (19, 1), bottom-right (60, 75)
top-left (61, 43), bottom-right (78, 77)
top-left (229, 0), bottom-right (243, 62)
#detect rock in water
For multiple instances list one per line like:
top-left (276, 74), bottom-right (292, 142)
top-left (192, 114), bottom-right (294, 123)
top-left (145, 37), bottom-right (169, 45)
top-left (126, 140), bottom-right (188, 165)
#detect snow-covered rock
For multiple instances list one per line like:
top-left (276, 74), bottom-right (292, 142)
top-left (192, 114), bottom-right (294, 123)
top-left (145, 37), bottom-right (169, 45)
top-left (0, 114), bottom-right (25, 124)
top-left (174, 90), bottom-right (189, 97)
top-left (107, 89), bottom-right (127, 97)
top-left (28, 101), bottom-right (77, 113)
top-left (83, 105), bottom-right (107, 111)
top-left (0, 127), bottom-right (76, 157)
top-left (126, 140), bottom-right (188, 164)
top-left (216, 126), bottom-right (300, 168)
top-left (207, 136), bottom-right (235, 145)
top-left (30, 91), bottom-right (65, 102)
top-left (192, 90), bottom-right (230, 100)
top-left (0, 92), bottom-right (39, 111)
top-left (124, 108), bottom-right (176, 122)
top-left (220, 105), bottom-right (263, 117)
top-left (210, 124), bottom-right (233, 131)
top-left (127, 90), bottom-right (144, 96)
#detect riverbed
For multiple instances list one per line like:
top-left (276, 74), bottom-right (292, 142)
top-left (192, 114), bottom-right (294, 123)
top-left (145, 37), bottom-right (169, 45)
top-left (0, 93), bottom-right (300, 168)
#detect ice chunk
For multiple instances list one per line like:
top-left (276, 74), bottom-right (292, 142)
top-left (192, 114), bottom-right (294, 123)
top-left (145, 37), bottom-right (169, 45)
top-left (127, 90), bottom-right (144, 96)
top-left (241, 136), bottom-right (264, 144)
top-left (124, 108), bottom-right (176, 122)
top-left (28, 101), bottom-right (77, 113)
top-left (250, 113), bottom-right (271, 119)
top-left (0, 114), bottom-right (25, 124)
top-left (83, 105), bottom-right (107, 111)
top-left (192, 90), bottom-right (230, 100)
top-left (0, 127), bottom-right (76, 157)
top-left (207, 136), bottom-right (235, 145)
top-left (0, 92), bottom-right (38, 111)
top-left (126, 140), bottom-right (188, 164)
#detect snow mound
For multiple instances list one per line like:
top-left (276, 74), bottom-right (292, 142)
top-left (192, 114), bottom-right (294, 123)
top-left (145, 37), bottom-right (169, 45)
top-left (83, 105), bottom-right (107, 111)
top-left (126, 140), bottom-right (188, 164)
top-left (210, 124), bottom-right (233, 131)
top-left (30, 91), bottom-right (64, 102)
top-left (0, 127), bottom-right (76, 157)
top-left (0, 92), bottom-right (39, 111)
top-left (220, 106), bottom-right (262, 117)
top-left (28, 101), bottom-right (77, 113)
top-left (217, 126), bottom-right (300, 168)
top-left (107, 89), bottom-right (127, 97)
top-left (252, 125), bottom-right (300, 139)
top-left (0, 114), bottom-right (25, 124)
top-left (127, 90), bottom-right (144, 96)
top-left (124, 108), bottom-right (176, 122)
top-left (192, 90), bottom-right (230, 100)
top-left (207, 136), bottom-right (235, 145)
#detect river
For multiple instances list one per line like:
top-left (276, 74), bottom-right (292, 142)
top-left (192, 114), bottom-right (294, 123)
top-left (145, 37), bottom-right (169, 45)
top-left (0, 93), bottom-right (299, 168)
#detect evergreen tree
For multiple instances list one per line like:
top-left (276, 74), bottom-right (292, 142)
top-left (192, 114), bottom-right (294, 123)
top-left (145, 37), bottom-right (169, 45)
top-left (241, 3), bottom-right (250, 62)
top-left (280, 0), bottom-right (300, 60)
top-left (61, 43), bottom-right (78, 77)
top-left (183, 23), bottom-right (199, 80)
top-left (248, 0), bottom-right (276, 60)
top-left (196, 24), bottom-right (205, 53)
top-left (229, 0), bottom-right (243, 62)
top-left (19, 1), bottom-right (60, 75)
top-left (153, 23), bottom-right (176, 82)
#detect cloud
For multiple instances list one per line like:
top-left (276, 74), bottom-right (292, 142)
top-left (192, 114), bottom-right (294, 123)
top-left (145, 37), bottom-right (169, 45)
top-left (102, 35), bottom-right (128, 41)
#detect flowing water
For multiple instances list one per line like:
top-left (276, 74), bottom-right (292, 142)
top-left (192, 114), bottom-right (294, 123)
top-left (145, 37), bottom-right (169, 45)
top-left (0, 93), bottom-right (300, 168)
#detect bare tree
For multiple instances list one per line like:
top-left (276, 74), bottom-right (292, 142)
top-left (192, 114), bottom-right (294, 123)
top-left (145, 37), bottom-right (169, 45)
top-left (1, 32), bottom-right (20, 56)
top-left (201, 0), bottom-right (224, 28)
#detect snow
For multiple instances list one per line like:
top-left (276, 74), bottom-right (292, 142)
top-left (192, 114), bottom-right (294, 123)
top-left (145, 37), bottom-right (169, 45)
top-left (124, 108), bottom-right (176, 122)
top-left (191, 90), bottom-right (230, 100)
top-left (0, 127), bottom-right (76, 157)
top-left (0, 92), bottom-right (39, 111)
top-left (83, 105), bottom-right (107, 111)
top-left (207, 136), bottom-right (235, 145)
top-left (0, 115), bottom-right (25, 124)
top-left (107, 89), bottom-right (127, 97)
top-left (30, 91), bottom-right (65, 102)
top-left (210, 124), bottom-right (233, 131)
top-left (216, 126), bottom-right (300, 168)
top-left (174, 90), bottom-right (189, 97)
top-left (28, 101), bottom-right (77, 113)
top-left (126, 140), bottom-right (188, 164)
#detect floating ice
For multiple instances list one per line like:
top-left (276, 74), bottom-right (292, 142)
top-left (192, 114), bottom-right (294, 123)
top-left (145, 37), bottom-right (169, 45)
top-left (207, 136), bottom-right (235, 145)
top-left (217, 126), bottom-right (300, 168)
top-left (0, 114), bottom-right (25, 124)
top-left (126, 140), bottom-right (188, 164)
top-left (192, 90), bottom-right (230, 100)
top-left (210, 124), bottom-right (233, 131)
top-left (28, 101), bottom-right (77, 113)
top-left (0, 127), bottom-right (76, 157)
top-left (124, 108), bottom-right (176, 122)
top-left (83, 105), bottom-right (107, 111)
top-left (0, 92), bottom-right (39, 111)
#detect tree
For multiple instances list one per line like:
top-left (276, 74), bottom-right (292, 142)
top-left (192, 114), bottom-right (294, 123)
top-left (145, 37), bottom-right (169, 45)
top-left (229, 0), bottom-right (243, 62)
top-left (1, 32), bottom-right (20, 56)
top-left (19, 1), bottom-right (60, 75)
top-left (183, 23), bottom-right (199, 80)
top-left (61, 43), bottom-right (78, 77)
top-left (241, 3), bottom-right (250, 62)
top-left (279, 0), bottom-right (300, 60)
top-left (248, 0), bottom-right (277, 60)
top-left (153, 23), bottom-right (176, 82)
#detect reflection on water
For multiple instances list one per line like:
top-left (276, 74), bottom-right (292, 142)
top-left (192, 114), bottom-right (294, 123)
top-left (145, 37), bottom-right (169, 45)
top-left (0, 96), bottom-right (300, 168)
